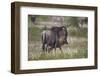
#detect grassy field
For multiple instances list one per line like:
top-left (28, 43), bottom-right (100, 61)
top-left (28, 26), bottom-right (88, 60)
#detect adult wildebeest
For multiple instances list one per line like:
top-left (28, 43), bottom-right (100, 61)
top-left (41, 26), bottom-right (68, 53)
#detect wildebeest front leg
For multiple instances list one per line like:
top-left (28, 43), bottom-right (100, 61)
top-left (45, 44), bottom-right (51, 53)
top-left (54, 43), bottom-right (57, 51)
top-left (59, 47), bottom-right (64, 54)
top-left (54, 40), bottom-right (57, 55)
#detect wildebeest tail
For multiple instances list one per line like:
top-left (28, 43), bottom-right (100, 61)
top-left (42, 31), bottom-right (46, 51)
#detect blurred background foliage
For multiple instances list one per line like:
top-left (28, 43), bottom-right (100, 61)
top-left (28, 15), bottom-right (88, 28)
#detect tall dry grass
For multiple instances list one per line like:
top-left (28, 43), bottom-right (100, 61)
top-left (28, 26), bottom-right (88, 60)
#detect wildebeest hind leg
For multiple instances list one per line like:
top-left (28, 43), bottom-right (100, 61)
top-left (42, 43), bottom-right (45, 51)
top-left (59, 47), bottom-right (64, 54)
top-left (45, 44), bottom-right (49, 53)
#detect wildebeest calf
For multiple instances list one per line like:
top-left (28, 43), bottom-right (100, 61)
top-left (41, 26), bottom-right (68, 53)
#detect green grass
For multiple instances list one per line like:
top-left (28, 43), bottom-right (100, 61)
top-left (72, 49), bottom-right (88, 58)
top-left (28, 27), bottom-right (43, 41)
top-left (28, 26), bottom-right (88, 60)
top-left (68, 26), bottom-right (87, 37)
top-left (29, 48), bottom-right (87, 60)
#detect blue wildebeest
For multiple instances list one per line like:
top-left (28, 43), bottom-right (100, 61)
top-left (41, 26), bottom-right (68, 53)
